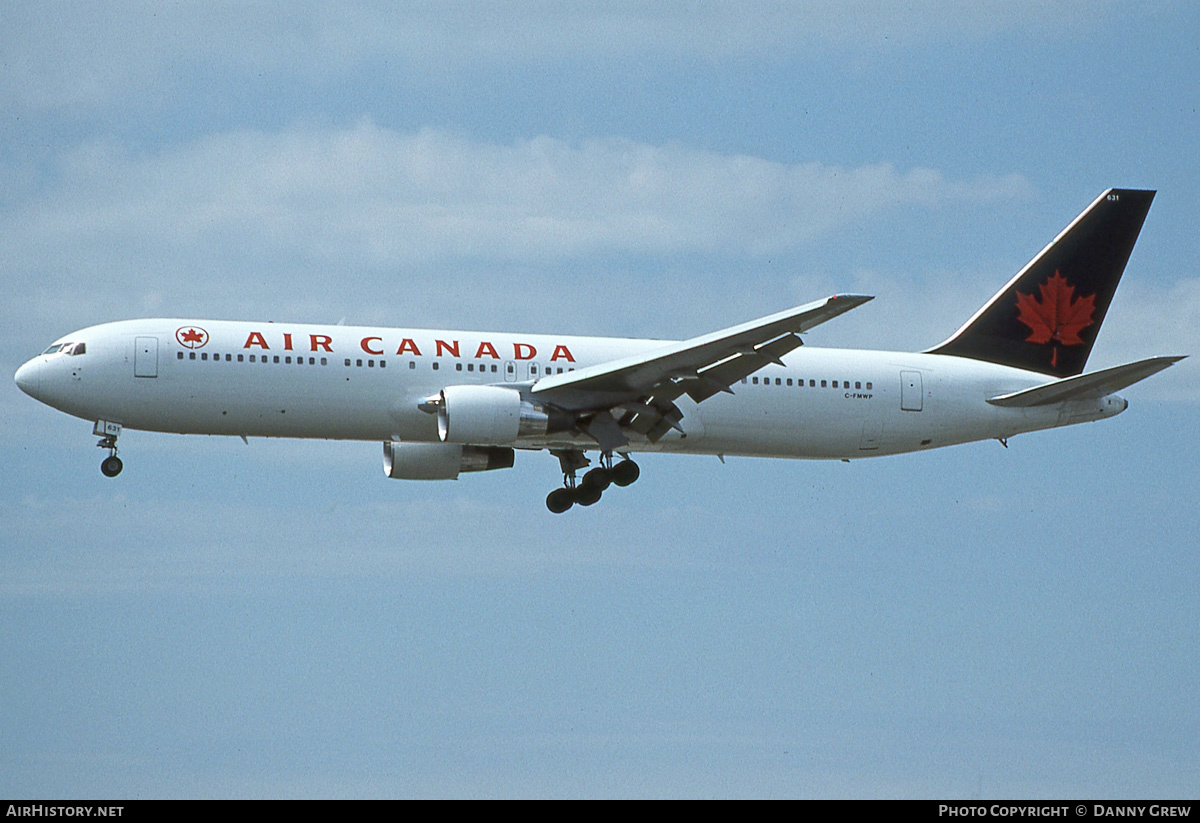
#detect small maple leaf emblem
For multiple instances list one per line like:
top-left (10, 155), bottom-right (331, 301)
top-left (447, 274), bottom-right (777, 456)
top-left (1014, 271), bottom-right (1095, 368)
top-left (175, 326), bottom-right (209, 349)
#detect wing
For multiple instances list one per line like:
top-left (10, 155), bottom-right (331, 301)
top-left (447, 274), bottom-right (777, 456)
top-left (986, 355), bottom-right (1184, 407)
top-left (532, 294), bottom-right (873, 448)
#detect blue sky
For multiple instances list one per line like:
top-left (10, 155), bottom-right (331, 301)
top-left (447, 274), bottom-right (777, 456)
top-left (2, 2), bottom-right (1198, 797)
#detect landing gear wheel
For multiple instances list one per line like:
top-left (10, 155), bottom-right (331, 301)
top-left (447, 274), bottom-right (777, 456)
top-left (611, 460), bottom-right (640, 487)
top-left (581, 467), bottom-right (612, 492)
top-left (546, 488), bottom-right (575, 514)
top-left (573, 484), bottom-right (603, 507)
top-left (101, 455), bottom-right (123, 477)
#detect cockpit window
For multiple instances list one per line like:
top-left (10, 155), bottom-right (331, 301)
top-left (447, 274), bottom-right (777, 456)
top-left (41, 342), bottom-right (86, 356)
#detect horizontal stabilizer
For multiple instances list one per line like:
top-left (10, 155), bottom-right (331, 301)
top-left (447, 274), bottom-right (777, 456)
top-left (986, 355), bottom-right (1185, 407)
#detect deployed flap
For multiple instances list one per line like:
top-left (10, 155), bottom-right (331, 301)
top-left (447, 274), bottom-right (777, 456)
top-left (533, 294), bottom-right (873, 411)
top-left (987, 355), bottom-right (1184, 407)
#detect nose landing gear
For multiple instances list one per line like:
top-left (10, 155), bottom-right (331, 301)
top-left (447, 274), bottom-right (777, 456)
top-left (94, 420), bottom-right (123, 477)
top-left (545, 450), bottom-right (639, 513)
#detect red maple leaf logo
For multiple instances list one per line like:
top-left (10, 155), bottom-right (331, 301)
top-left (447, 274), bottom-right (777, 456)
top-left (1014, 271), bottom-right (1095, 368)
top-left (176, 326), bottom-right (209, 349)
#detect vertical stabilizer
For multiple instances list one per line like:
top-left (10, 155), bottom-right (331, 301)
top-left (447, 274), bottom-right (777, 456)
top-left (929, 189), bottom-right (1155, 377)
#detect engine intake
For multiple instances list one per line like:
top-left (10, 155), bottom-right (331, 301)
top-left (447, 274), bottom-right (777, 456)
top-left (383, 441), bottom-right (514, 480)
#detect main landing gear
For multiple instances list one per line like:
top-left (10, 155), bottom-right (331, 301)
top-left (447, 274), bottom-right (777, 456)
top-left (546, 450), bottom-right (640, 513)
top-left (94, 420), bottom-right (123, 477)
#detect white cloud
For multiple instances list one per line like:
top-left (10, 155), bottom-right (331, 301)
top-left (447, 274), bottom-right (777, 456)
top-left (6, 121), bottom-right (1031, 274)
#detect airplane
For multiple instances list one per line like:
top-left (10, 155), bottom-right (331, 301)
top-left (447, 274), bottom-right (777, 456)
top-left (14, 188), bottom-right (1184, 512)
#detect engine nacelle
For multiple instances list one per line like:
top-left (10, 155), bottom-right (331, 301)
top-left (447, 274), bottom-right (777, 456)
top-left (383, 441), bottom-right (514, 480)
top-left (435, 384), bottom-right (568, 445)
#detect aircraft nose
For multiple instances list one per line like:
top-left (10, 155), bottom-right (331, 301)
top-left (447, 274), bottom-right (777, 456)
top-left (14, 358), bottom-right (41, 398)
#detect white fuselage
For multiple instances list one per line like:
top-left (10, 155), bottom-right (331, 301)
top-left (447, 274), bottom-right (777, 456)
top-left (15, 318), bottom-right (1127, 460)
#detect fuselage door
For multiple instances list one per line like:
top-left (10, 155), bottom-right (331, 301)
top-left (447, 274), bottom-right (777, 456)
top-left (859, 420), bottom-right (882, 450)
top-left (900, 370), bottom-right (922, 411)
top-left (504, 361), bottom-right (517, 382)
top-left (134, 336), bottom-right (159, 378)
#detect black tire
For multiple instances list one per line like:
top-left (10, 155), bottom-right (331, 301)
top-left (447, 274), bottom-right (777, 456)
top-left (101, 456), bottom-right (123, 477)
top-left (611, 460), bottom-right (640, 487)
top-left (581, 467), bottom-right (612, 492)
top-left (546, 488), bottom-right (574, 513)
top-left (573, 483), bottom-right (602, 506)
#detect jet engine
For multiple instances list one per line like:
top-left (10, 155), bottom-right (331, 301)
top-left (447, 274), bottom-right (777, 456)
top-left (383, 440), bottom-right (514, 480)
top-left (434, 385), bottom-right (570, 445)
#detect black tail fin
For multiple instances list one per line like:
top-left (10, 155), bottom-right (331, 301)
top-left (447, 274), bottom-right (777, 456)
top-left (929, 189), bottom-right (1155, 377)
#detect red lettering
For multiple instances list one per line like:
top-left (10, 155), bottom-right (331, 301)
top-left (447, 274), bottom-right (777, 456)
top-left (474, 341), bottom-right (500, 359)
top-left (550, 344), bottom-right (575, 362)
top-left (396, 338), bottom-right (422, 356)
top-left (514, 343), bottom-right (536, 360)
top-left (360, 337), bottom-right (383, 355)
top-left (283, 333), bottom-right (294, 351)
top-left (310, 334), bottom-right (333, 353)
top-left (435, 339), bottom-right (460, 358)
top-left (244, 332), bottom-right (269, 350)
